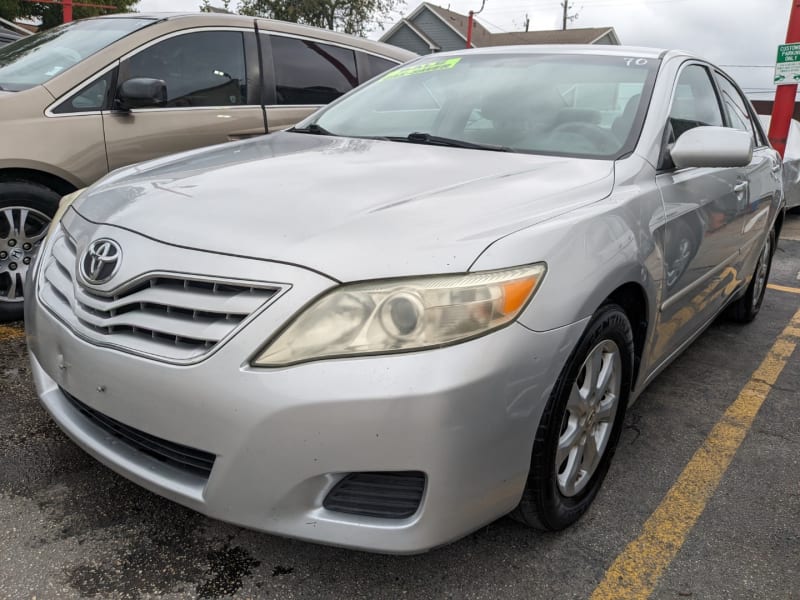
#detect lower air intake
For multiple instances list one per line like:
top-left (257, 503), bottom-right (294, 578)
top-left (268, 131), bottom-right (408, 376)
top-left (323, 471), bottom-right (426, 519)
top-left (62, 389), bottom-right (216, 478)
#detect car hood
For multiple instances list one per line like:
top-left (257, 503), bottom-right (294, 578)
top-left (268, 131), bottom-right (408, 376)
top-left (75, 132), bottom-right (614, 281)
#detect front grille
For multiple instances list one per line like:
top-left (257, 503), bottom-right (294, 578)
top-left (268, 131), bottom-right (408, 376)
top-left (39, 231), bottom-right (279, 361)
top-left (62, 389), bottom-right (216, 478)
top-left (324, 472), bottom-right (426, 519)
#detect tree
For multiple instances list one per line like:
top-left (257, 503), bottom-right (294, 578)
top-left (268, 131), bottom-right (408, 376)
top-left (236, 0), bottom-right (402, 37)
top-left (0, 0), bottom-right (138, 30)
top-left (200, 0), bottom-right (232, 12)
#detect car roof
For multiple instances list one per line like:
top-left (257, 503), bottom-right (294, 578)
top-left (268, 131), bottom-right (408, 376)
top-left (89, 12), bottom-right (417, 61)
top-left (422, 44), bottom-right (703, 62)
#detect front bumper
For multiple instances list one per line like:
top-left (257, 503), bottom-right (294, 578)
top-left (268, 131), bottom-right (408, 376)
top-left (27, 269), bottom-right (588, 554)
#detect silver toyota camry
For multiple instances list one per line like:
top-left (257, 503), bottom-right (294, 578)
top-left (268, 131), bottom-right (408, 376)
top-left (25, 46), bottom-right (784, 553)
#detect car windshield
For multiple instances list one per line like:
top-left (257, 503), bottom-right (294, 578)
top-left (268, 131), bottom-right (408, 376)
top-left (309, 52), bottom-right (660, 159)
top-left (0, 17), bottom-right (152, 91)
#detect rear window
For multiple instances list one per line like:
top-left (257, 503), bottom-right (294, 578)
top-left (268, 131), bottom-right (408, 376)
top-left (270, 35), bottom-right (358, 105)
top-left (0, 17), bottom-right (152, 91)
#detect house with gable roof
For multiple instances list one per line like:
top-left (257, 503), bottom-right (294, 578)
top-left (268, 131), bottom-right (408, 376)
top-left (380, 3), bottom-right (619, 54)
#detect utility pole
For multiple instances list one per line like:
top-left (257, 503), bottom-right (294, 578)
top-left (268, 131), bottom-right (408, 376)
top-left (466, 0), bottom-right (486, 48)
top-left (769, 0), bottom-right (800, 157)
top-left (561, 1), bottom-right (578, 30)
top-left (524, 13), bottom-right (530, 32)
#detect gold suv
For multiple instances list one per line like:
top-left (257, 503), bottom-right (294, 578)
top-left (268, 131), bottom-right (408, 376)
top-left (0, 13), bottom-right (414, 319)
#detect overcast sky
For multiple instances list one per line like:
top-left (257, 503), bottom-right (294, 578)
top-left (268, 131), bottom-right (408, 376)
top-left (137, 0), bottom-right (791, 97)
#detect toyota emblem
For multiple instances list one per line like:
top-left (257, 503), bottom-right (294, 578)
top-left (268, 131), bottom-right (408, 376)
top-left (80, 239), bottom-right (122, 285)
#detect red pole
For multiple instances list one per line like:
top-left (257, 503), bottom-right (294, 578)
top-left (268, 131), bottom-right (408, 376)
top-left (769, 0), bottom-right (800, 157)
top-left (63, 0), bottom-right (73, 22)
top-left (466, 10), bottom-right (474, 48)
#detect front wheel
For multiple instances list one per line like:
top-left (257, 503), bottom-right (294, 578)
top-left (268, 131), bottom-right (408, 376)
top-left (513, 304), bottom-right (633, 530)
top-left (0, 181), bottom-right (60, 322)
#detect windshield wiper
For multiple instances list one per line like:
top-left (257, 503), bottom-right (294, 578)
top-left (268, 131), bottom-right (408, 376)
top-left (386, 132), bottom-right (512, 152)
top-left (289, 122), bottom-right (334, 136)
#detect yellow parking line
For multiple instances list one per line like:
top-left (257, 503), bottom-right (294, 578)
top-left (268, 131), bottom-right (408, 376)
top-left (591, 306), bottom-right (800, 600)
top-left (0, 325), bottom-right (24, 341)
top-left (767, 283), bottom-right (800, 295)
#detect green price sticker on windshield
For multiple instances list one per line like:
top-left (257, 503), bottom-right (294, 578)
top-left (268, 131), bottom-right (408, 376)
top-left (382, 58), bottom-right (462, 80)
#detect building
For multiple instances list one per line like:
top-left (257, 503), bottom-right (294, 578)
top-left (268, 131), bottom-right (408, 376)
top-left (0, 17), bottom-right (32, 47)
top-left (380, 2), bottom-right (619, 55)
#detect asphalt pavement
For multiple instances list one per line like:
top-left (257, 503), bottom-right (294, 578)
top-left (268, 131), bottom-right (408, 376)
top-left (1, 215), bottom-right (799, 600)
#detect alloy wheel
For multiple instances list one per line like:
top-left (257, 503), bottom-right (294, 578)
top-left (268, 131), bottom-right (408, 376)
top-left (0, 206), bottom-right (51, 302)
top-left (556, 339), bottom-right (622, 497)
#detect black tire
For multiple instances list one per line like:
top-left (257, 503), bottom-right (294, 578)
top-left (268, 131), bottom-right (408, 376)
top-left (726, 228), bottom-right (776, 323)
top-left (513, 303), bottom-right (634, 530)
top-left (0, 180), bottom-right (61, 323)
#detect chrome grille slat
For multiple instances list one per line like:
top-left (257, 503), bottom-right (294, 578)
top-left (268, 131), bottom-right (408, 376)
top-left (43, 260), bottom-right (74, 301)
top-left (39, 231), bottom-right (280, 361)
top-left (74, 281), bottom-right (269, 316)
top-left (51, 237), bottom-right (76, 275)
top-left (72, 303), bottom-right (234, 342)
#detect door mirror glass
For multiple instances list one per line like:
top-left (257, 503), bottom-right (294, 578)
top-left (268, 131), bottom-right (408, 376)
top-left (670, 125), bottom-right (753, 169)
top-left (116, 77), bottom-right (167, 110)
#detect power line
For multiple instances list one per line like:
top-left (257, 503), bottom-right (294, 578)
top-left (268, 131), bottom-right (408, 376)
top-left (475, 14), bottom-right (510, 32)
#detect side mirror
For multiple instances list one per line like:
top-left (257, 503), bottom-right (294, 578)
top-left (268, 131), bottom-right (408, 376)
top-left (670, 126), bottom-right (753, 169)
top-left (116, 77), bottom-right (167, 111)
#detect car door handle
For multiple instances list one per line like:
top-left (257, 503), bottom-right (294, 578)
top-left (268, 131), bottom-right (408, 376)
top-left (733, 182), bottom-right (748, 194)
top-left (771, 162), bottom-right (782, 173)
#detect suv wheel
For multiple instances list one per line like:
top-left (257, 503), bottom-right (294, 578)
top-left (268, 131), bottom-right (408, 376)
top-left (0, 181), bottom-right (60, 322)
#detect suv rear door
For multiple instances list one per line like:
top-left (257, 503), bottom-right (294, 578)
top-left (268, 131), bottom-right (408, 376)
top-left (260, 33), bottom-right (399, 131)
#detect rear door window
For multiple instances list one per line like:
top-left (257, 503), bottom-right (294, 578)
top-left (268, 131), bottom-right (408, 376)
top-left (714, 73), bottom-right (757, 145)
top-left (119, 31), bottom-right (248, 108)
top-left (269, 35), bottom-right (357, 105)
top-left (362, 53), bottom-right (398, 80)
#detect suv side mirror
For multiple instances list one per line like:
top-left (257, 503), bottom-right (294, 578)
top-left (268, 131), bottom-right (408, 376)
top-left (670, 126), bottom-right (753, 169)
top-left (116, 78), bottom-right (167, 111)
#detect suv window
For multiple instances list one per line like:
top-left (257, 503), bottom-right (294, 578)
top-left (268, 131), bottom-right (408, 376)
top-left (667, 65), bottom-right (724, 143)
top-left (715, 73), bottom-right (757, 143)
top-left (362, 53), bottom-right (398, 80)
top-left (53, 70), bottom-right (115, 114)
top-left (119, 31), bottom-right (247, 108)
top-left (270, 35), bottom-right (357, 105)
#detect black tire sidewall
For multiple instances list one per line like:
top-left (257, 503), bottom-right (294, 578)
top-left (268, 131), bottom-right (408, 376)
top-left (728, 228), bottom-right (776, 323)
top-left (749, 229), bottom-right (776, 316)
top-left (0, 181), bottom-right (61, 217)
top-left (527, 304), bottom-right (634, 530)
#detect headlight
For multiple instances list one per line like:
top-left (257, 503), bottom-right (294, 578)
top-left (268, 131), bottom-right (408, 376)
top-left (253, 263), bottom-right (546, 366)
top-left (46, 188), bottom-right (85, 240)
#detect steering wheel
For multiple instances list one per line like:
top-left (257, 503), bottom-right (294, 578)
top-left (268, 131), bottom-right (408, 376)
top-left (549, 122), bottom-right (620, 154)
